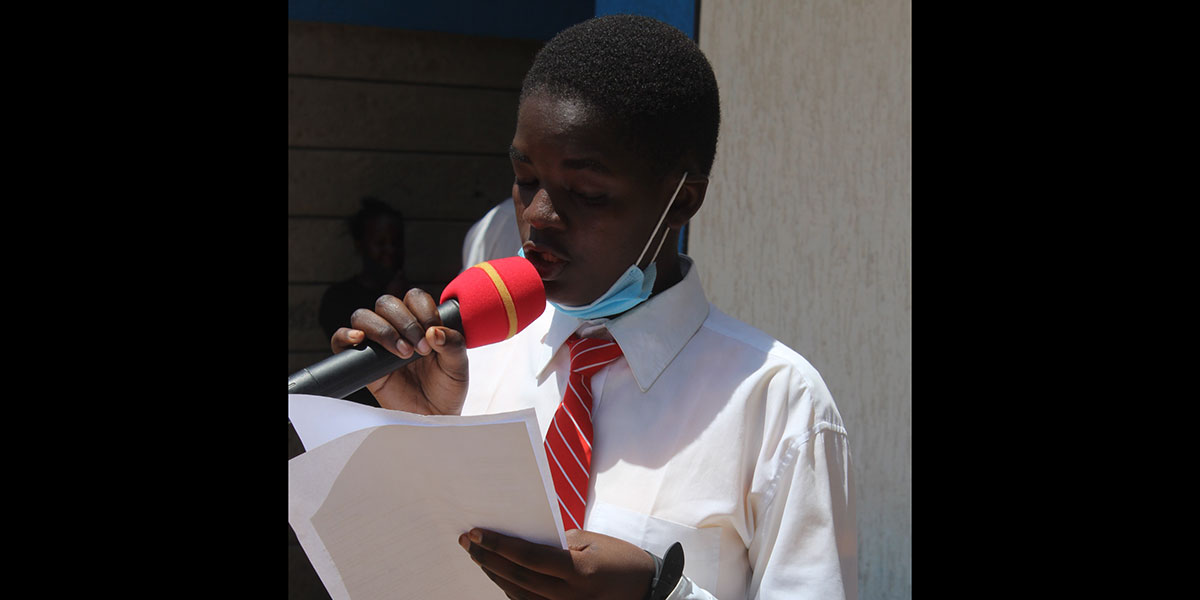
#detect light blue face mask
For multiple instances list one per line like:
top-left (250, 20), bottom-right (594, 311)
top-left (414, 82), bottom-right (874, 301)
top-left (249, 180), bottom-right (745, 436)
top-left (522, 172), bottom-right (688, 320)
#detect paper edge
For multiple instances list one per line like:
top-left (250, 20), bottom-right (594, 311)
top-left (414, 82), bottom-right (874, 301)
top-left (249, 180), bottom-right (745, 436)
top-left (289, 427), bottom-right (383, 600)
top-left (289, 394), bottom-right (544, 451)
top-left (521, 416), bottom-right (567, 548)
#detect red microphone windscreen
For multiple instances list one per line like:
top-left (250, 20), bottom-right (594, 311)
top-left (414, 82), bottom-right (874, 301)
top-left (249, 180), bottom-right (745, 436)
top-left (440, 256), bottom-right (546, 348)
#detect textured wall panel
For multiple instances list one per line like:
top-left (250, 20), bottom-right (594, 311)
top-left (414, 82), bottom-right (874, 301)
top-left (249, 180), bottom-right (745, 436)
top-left (287, 77), bottom-right (518, 154)
top-left (288, 22), bottom-right (536, 385)
top-left (695, 2), bottom-right (912, 598)
top-left (288, 149), bottom-right (514, 219)
top-left (288, 20), bottom-right (540, 87)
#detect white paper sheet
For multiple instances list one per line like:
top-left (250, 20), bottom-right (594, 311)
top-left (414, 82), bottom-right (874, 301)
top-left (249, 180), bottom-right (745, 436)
top-left (287, 394), bottom-right (567, 600)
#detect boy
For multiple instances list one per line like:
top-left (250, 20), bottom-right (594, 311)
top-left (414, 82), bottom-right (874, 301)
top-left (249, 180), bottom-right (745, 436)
top-left (330, 14), bottom-right (855, 600)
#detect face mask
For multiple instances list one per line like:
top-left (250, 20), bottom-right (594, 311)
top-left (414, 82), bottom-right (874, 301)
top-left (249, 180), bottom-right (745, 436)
top-left (524, 172), bottom-right (688, 320)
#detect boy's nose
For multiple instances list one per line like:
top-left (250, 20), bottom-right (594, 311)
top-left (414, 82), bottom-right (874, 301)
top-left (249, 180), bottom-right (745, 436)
top-left (523, 189), bottom-right (564, 230)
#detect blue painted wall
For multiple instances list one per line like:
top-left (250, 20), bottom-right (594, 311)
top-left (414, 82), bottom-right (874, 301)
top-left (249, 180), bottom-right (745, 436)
top-left (287, 0), bottom-right (695, 41)
top-left (287, 0), bottom-right (590, 41)
top-left (596, 0), bottom-right (696, 39)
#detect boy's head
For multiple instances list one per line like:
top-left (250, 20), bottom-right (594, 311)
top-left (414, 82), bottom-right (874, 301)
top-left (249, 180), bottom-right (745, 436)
top-left (510, 15), bottom-right (722, 309)
top-left (519, 14), bottom-right (721, 178)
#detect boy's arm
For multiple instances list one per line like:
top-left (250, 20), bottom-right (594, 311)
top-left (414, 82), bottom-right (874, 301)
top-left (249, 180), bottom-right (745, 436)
top-left (746, 425), bottom-right (857, 599)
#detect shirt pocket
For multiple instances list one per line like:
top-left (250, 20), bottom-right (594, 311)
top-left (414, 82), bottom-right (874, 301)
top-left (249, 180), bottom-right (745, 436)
top-left (586, 500), bottom-right (722, 594)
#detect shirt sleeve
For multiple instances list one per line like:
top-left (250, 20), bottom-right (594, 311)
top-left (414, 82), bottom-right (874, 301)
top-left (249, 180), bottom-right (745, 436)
top-left (747, 421), bottom-right (857, 599)
top-left (666, 404), bottom-right (856, 600)
top-left (664, 574), bottom-right (719, 600)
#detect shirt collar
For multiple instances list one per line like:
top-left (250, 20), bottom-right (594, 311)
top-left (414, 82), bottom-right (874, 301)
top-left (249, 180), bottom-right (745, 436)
top-left (534, 255), bottom-right (710, 392)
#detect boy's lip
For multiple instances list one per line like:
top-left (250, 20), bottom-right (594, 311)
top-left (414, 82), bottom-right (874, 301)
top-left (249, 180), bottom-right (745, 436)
top-left (522, 241), bottom-right (569, 280)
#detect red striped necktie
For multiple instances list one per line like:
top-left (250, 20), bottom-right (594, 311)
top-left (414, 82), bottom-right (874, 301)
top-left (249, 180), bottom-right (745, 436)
top-left (544, 333), bottom-right (623, 531)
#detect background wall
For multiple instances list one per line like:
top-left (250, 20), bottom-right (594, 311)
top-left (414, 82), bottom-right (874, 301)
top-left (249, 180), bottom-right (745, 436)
top-left (693, 1), bottom-right (912, 598)
top-left (286, 22), bottom-right (543, 375)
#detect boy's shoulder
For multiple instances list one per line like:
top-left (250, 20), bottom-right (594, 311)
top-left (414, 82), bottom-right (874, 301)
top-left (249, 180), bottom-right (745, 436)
top-left (699, 303), bottom-right (818, 372)
top-left (694, 303), bottom-right (840, 419)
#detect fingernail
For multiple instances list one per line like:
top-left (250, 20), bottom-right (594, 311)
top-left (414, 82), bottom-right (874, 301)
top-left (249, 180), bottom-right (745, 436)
top-left (416, 338), bottom-right (432, 354)
top-left (349, 330), bottom-right (363, 342)
top-left (468, 529), bottom-right (482, 544)
top-left (396, 339), bottom-right (413, 357)
top-left (432, 328), bottom-right (446, 346)
top-left (458, 533), bottom-right (470, 550)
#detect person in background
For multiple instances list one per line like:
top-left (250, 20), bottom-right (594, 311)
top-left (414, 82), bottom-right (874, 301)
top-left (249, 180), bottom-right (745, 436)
top-left (318, 197), bottom-right (410, 407)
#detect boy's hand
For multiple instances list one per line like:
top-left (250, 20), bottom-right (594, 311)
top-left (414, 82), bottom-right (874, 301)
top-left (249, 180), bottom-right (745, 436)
top-left (459, 528), bottom-right (655, 600)
top-left (330, 288), bottom-right (469, 415)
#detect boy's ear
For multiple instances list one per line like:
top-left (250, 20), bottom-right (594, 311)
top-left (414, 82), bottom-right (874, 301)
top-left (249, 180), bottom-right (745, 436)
top-left (667, 174), bottom-right (709, 229)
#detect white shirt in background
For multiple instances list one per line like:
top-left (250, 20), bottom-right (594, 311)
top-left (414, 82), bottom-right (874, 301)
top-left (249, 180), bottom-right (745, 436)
top-left (462, 199), bottom-right (522, 271)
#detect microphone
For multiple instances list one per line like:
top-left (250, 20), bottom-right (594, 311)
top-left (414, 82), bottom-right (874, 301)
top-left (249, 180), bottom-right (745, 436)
top-left (288, 256), bottom-right (546, 399)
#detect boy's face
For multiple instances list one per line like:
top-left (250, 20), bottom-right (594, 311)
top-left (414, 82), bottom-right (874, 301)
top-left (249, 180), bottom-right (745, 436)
top-left (509, 92), bottom-right (681, 307)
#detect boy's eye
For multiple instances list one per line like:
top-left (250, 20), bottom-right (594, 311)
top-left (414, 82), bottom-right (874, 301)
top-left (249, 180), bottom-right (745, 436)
top-left (514, 178), bottom-right (606, 204)
top-left (571, 190), bottom-right (608, 204)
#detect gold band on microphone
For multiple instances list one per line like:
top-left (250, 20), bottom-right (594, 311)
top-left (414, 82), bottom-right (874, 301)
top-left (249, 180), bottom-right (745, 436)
top-left (475, 261), bottom-right (519, 339)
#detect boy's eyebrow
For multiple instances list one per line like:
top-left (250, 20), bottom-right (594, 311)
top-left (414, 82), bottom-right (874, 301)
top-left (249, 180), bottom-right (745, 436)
top-left (509, 145), bottom-right (612, 174)
top-left (561, 157), bottom-right (611, 174)
top-left (508, 145), bottom-right (530, 163)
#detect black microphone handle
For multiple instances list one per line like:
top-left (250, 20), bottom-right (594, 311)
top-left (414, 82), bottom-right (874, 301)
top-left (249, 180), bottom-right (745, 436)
top-left (287, 299), bottom-right (462, 399)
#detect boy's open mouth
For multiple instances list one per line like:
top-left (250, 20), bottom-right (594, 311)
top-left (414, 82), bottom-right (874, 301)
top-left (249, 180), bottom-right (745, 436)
top-left (522, 242), bottom-right (569, 280)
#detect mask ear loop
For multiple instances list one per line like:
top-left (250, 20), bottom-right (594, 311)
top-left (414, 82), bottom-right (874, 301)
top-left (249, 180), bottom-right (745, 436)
top-left (636, 171), bottom-right (688, 269)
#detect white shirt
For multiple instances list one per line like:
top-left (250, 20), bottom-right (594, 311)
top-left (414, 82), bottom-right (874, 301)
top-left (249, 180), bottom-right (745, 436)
top-left (461, 199), bottom-right (522, 271)
top-left (463, 256), bottom-right (857, 600)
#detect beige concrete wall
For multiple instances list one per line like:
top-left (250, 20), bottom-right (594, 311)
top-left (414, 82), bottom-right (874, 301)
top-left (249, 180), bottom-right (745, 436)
top-left (695, 2), bottom-right (912, 598)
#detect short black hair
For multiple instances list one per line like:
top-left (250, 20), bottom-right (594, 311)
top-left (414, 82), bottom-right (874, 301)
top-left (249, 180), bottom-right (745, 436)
top-left (520, 14), bottom-right (721, 178)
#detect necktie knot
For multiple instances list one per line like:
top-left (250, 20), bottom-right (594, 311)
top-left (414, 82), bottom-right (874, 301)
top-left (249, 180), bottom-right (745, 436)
top-left (566, 334), bottom-right (623, 378)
